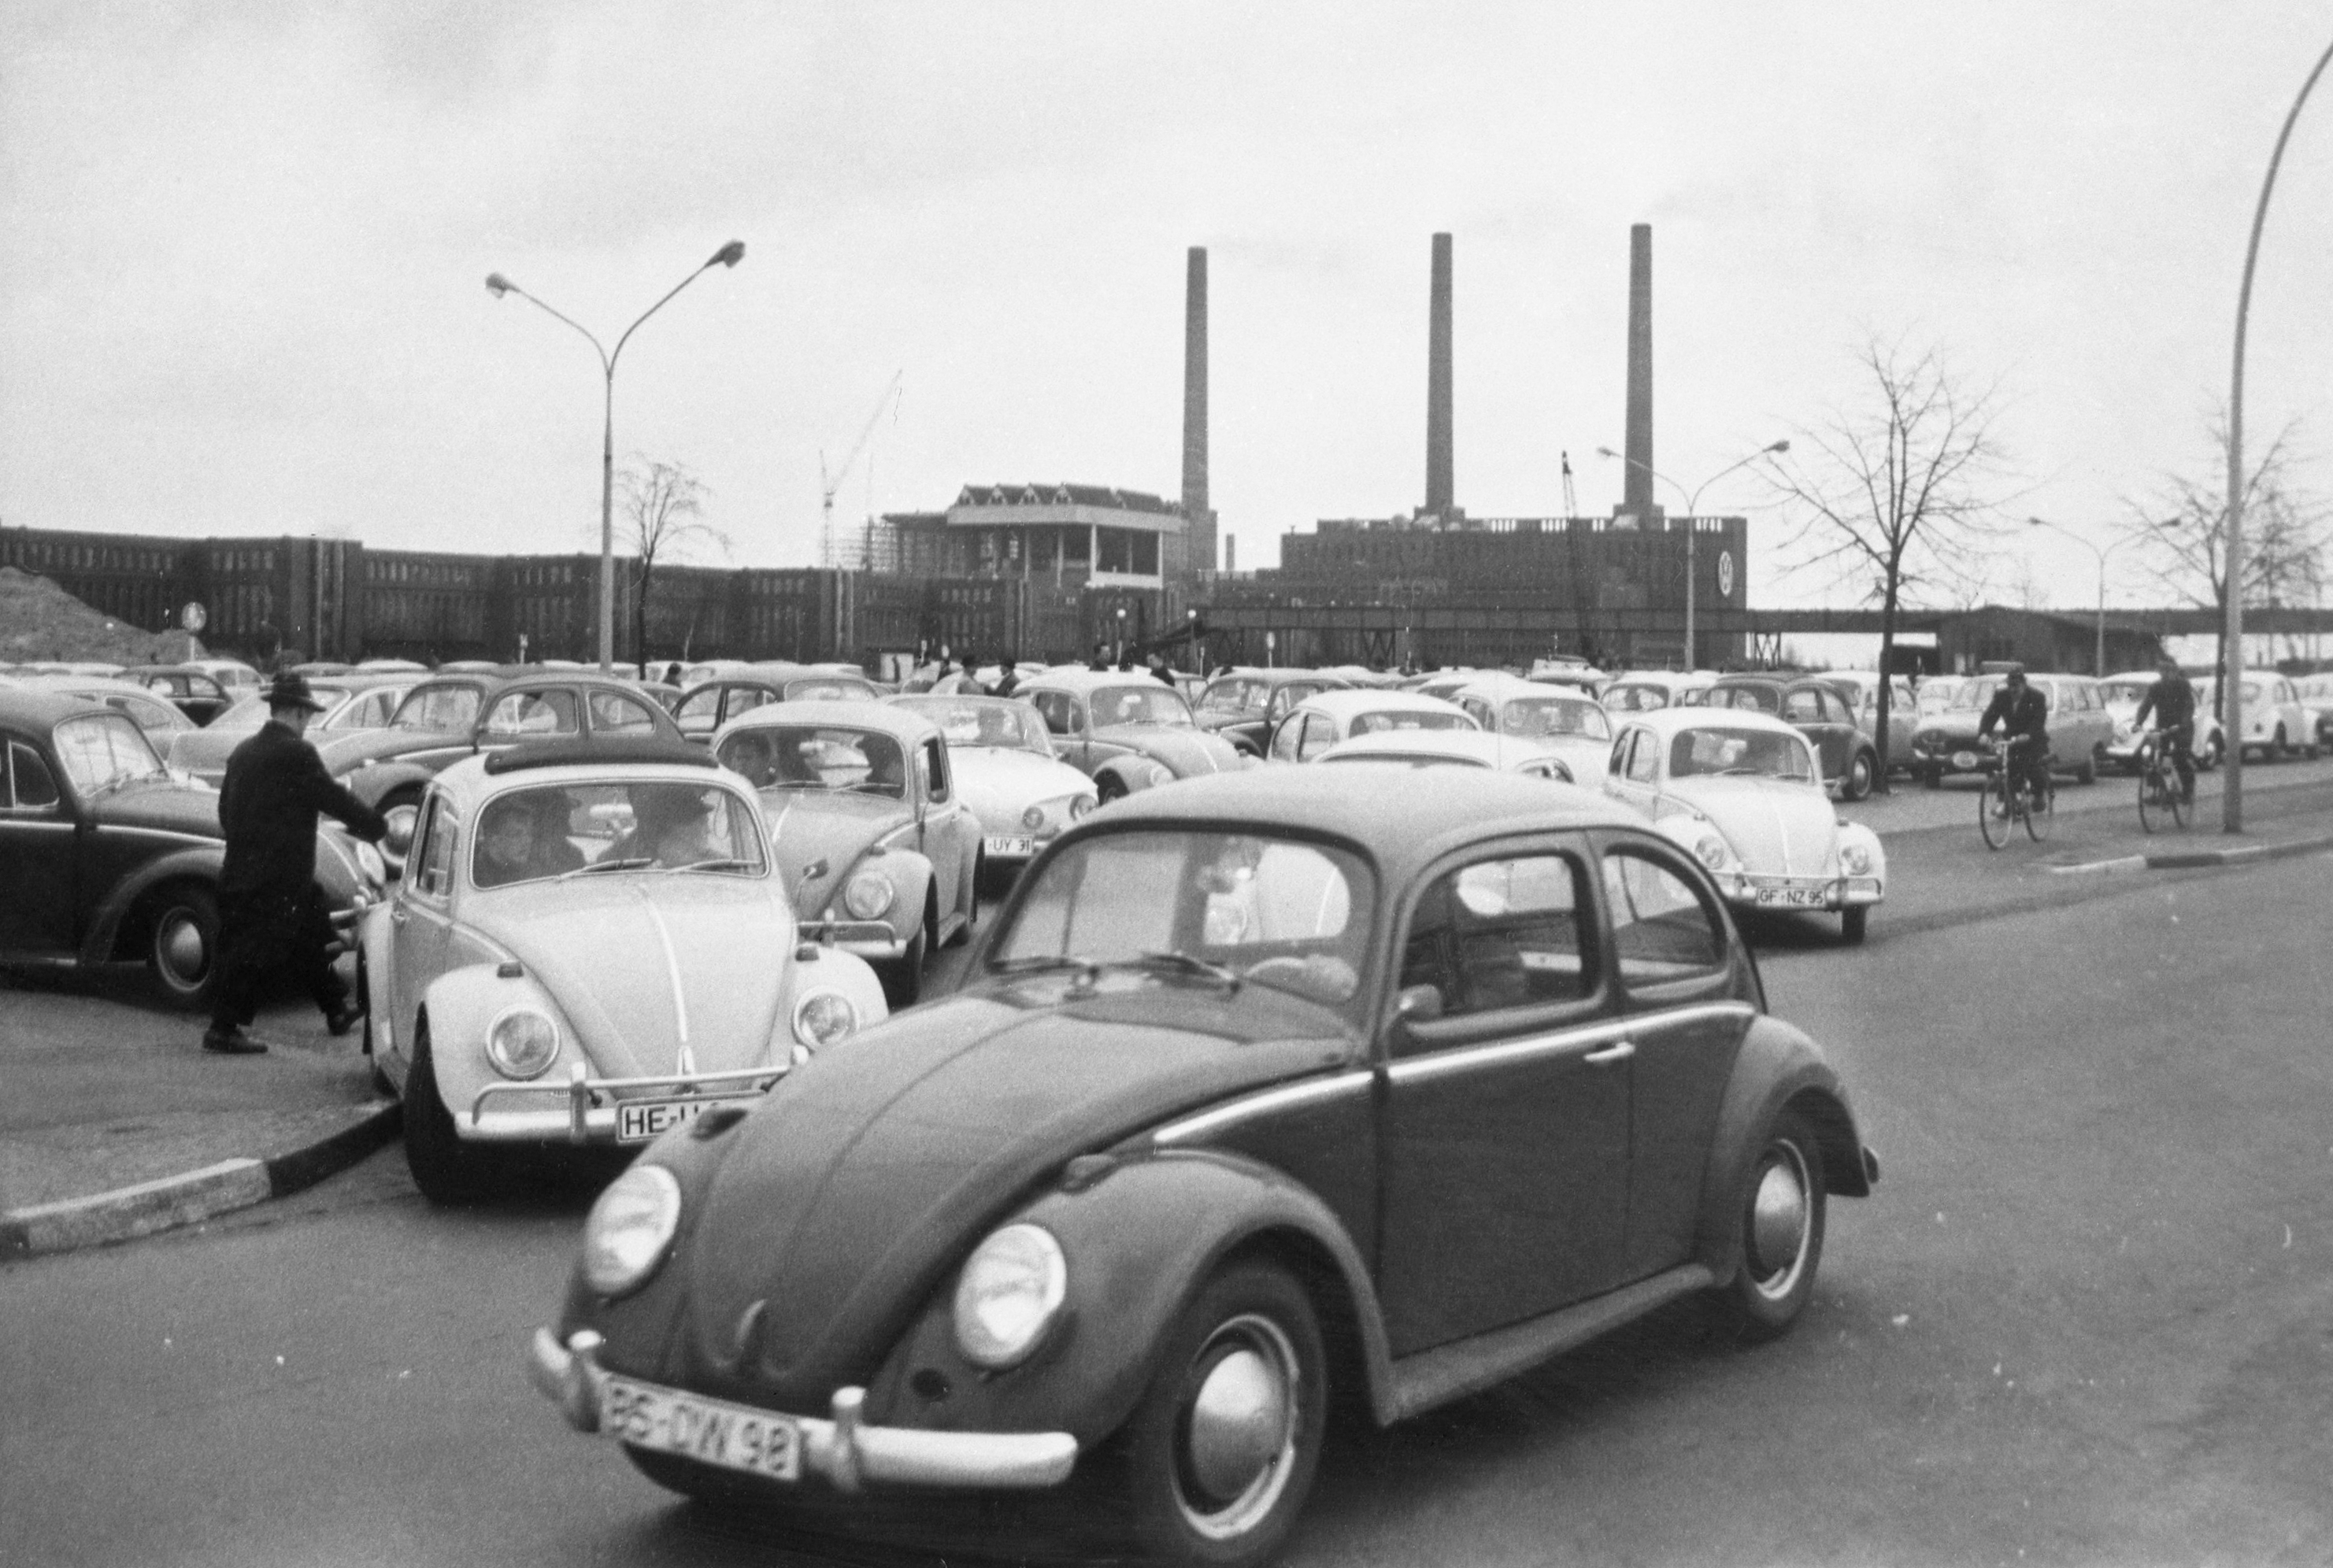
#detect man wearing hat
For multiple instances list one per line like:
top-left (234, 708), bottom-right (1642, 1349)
top-left (204, 672), bottom-right (389, 1054)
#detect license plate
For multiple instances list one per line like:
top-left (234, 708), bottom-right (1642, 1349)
top-left (617, 1096), bottom-right (755, 1144)
top-left (1951, 750), bottom-right (1978, 770)
top-left (601, 1374), bottom-right (802, 1482)
top-left (1753, 887), bottom-right (1828, 908)
top-left (983, 834), bottom-right (1035, 857)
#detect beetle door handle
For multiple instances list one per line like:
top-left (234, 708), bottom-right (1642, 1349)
top-left (1584, 1041), bottom-right (1635, 1065)
top-left (388, 905), bottom-right (409, 926)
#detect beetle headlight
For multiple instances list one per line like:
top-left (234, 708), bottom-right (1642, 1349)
top-left (1841, 841), bottom-right (1874, 875)
top-left (1020, 804), bottom-right (1046, 830)
top-left (1145, 760), bottom-right (1176, 787)
top-left (1694, 830), bottom-right (1733, 871)
top-left (1068, 793), bottom-right (1095, 819)
top-left (954, 1222), bottom-right (1067, 1370)
top-left (583, 1164), bottom-right (682, 1298)
top-left (355, 840), bottom-right (387, 886)
top-left (792, 990), bottom-right (859, 1049)
top-left (486, 1006), bottom-right (559, 1079)
top-left (843, 869), bottom-right (894, 919)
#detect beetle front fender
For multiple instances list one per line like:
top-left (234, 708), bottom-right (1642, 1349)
top-left (81, 846), bottom-right (224, 967)
top-left (780, 944), bottom-right (890, 1040)
top-left (1094, 757), bottom-right (1163, 797)
top-left (863, 1147), bottom-right (1395, 1446)
top-left (419, 964), bottom-right (575, 1125)
top-left (831, 851), bottom-right (934, 940)
top-left (1693, 1015), bottom-right (1875, 1285)
top-left (347, 760), bottom-right (435, 810)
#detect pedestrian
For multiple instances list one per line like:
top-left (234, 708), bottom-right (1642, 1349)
top-left (203, 672), bottom-right (389, 1054)
top-left (990, 659), bottom-right (1020, 699)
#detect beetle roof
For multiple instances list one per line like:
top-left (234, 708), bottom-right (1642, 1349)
top-left (1086, 762), bottom-right (1639, 878)
top-left (1314, 730), bottom-right (1560, 769)
top-left (1449, 671), bottom-right (1603, 701)
top-left (1290, 688), bottom-right (1472, 720)
top-left (714, 697), bottom-right (939, 742)
top-left (1020, 668), bottom-right (1197, 696)
top-left (1616, 706), bottom-right (1805, 740)
top-left (433, 749), bottom-right (751, 806)
top-left (0, 684), bottom-right (114, 728)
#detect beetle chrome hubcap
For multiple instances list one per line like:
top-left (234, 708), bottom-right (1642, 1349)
top-left (1175, 1313), bottom-right (1298, 1539)
top-left (1746, 1146), bottom-right (1811, 1298)
top-left (157, 912), bottom-right (209, 986)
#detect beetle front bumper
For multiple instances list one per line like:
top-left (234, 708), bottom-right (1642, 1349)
top-left (1711, 871), bottom-right (1883, 912)
top-left (528, 1327), bottom-right (1079, 1492)
top-left (470, 1063), bottom-right (789, 1145)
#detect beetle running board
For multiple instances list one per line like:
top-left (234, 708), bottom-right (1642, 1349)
top-left (1387, 1263), bottom-right (1716, 1423)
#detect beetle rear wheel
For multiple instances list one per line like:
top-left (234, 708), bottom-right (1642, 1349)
top-left (146, 884), bottom-right (220, 1010)
top-left (1124, 1263), bottom-right (1326, 1568)
top-left (1716, 1107), bottom-right (1828, 1341)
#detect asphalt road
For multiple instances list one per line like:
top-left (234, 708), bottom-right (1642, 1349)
top-left (2, 851), bottom-right (2328, 1566)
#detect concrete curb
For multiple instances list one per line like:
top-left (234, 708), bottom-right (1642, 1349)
top-left (0, 1100), bottom-right (400, 1262)
top-left (2046, 830), bottom-right (2333, 879)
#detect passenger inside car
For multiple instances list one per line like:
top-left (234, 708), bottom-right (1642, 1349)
top-left (473, 790), bottom-right (587, 887)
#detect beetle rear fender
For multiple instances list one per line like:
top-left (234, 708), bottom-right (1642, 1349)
top-left (83, 847), bottom-right (224, 966)
top-left (862, 1147), bottom-right (1397, 1447)
top-left (1692, 1015), bottom-right (1874, 1283)
top-left (1092, 756), bottom-right (1157, 797)
top-left (351, 761), bottom-right (435, 810)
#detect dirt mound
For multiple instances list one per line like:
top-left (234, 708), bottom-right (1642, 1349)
top-left (0, 567), bottom-right (203, 667)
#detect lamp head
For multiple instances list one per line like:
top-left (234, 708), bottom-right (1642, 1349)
top-left (710, 241), bottom-right (746, 268)
top-left (1594, 446), bottom-right (1620, 460)
top-left (485, 273), bottom-right (513, 298)
top-left (1765, 439), bottom-right (1791, 455)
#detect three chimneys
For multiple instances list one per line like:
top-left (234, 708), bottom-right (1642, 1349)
top-left (1179, 224), bottom-right (1658, 565)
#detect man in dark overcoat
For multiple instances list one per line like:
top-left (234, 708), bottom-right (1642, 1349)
top-left (203, 672), bottom-right (389, 1054)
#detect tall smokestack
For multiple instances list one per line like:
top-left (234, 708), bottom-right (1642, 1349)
top-left (1623, 224), bottom-right (1655, 518)
top-left (1182, 247), bottom-right (1213, 573)
top-left (1426, 232), bottom-right (1454, 516)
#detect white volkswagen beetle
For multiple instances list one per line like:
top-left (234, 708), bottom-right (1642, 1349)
top-left (358, 740), bottom-right (887, 1204)
top-left (888, 693), bottom-right (1095, 886)
top-left (1603, 708), bottom-right (1886, 944)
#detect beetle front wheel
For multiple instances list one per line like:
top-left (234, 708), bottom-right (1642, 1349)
top-left (1124, 1263), bottom-right (1327, 1568)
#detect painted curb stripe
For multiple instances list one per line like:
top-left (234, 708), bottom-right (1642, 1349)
top-left (0, 1102), bottom-right (401, 1262)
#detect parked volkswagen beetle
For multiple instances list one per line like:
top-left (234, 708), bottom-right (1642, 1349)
top-left (357, 738), bottom-right (886, 1204)
top-left (528, 765), bottom-right (1879, 1567)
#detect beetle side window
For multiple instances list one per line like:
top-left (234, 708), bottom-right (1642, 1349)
top-left (1270, 714), bottom-right (1305, 763)
top-left (1783, 688), bottom-right (1823, 723)
top-left (920, 738), bottom-right (951, 802)
top-left (1398, 852), bottom-right (1594, 1038)
top-left (589, 690), bottom-right (657, 734)
top-left (1602, 846), bottom-right (1727, 987)
top-left (675, 687), bottom-right (722, 738)
top-left (6, 741), bottom-right (61, 812)
top-left (1296, 714), bottom-right (1335, 761)
top-left (1625, 731), bottom-right (1659, 783)
top-left (484, 690), bottom-right (580, 739)
top-left (411, 797), bottom-right (458, 900)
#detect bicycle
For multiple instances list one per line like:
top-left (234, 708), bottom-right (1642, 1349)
top-left (1978, 734), bottom-right (2054, 849)
top-left (2135, 727), bottom-right (2191, 834)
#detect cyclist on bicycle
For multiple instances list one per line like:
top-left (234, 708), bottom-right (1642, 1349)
top-left (2131, 655), bottom-right (2197, 804)
top-left (1976, 665), bottom-right (2052, 810)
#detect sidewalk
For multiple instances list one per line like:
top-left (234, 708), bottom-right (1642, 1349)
top-left (0, 969), bottom-right (397, 1260)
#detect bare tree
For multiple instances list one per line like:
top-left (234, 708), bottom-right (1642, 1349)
top-left (2118, 412), bottom-right (2327, 708)
top-left (616, 459), bottom-right (728, 677)
top-left (1765, 335), bottom-right (2017, 790)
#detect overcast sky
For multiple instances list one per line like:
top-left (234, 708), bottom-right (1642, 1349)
top-left (8, 1), bottom-right (2333, 612)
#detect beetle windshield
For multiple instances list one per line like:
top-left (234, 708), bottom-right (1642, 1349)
top-left (1347, 707), bottom-right (1472, 736)
top-left (1197, 678), bottom-right (1266, 716)
top-left (1091, 686), bottom-right (1194, 728)
top-left (476, 781), bottom-right (768, 887)
top-left (1668, 727), bottom-right (1816, 782)
top-left (1500, 697), bottom-right (1611, 740)
top-left (993, 829), bottom-right (1375, 1014)
top-left (716, 725), bottom-right (907, 797)
top-left (893, 697), bottom-right (1052, 755)
top-left (392, 685), bottom-right (483, 733)
top-left (2099, 680), bottom-right (2150, 707)
top-left (52, 712), bottom-right (167, 796)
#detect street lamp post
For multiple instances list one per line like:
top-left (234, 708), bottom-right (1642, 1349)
top-left (486, 241), bottom-right (746, 674)
top-left (1597, 441), bottom-right (1788, 668)
top-left (2222, 36), bottom-right (2333, 834)
top-left (2024, 517), bottom-right (2126, 674)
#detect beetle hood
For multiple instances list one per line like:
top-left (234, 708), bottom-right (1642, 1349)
top-left (676, 979), bottom-right (1349, 1405)
top-left (757, 790), bottom-right (917, 904)
top-left (467, 876), bottom-right (793, 1078)
top-left (1666, 776), bottom-right (1840, 876)
top-left (950, 749), bottom-right (1092, 823)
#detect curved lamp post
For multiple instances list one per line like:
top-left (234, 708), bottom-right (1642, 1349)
top-left (2024, 516), bottom-right (2128, 675)
top-left (1597, 440), bottom-right (1788, 668)
top-left (2224, 37), bottom-right (2333, 832)
top-left (486, 241), bottom-right (746, 673)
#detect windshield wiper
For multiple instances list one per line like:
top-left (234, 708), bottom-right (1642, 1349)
top-left (660, 858), bottom-right (757, 875)
top-left (560, 856), bottom-right (654, 880)
top-left (1128, 950), bottom-right (1242, 992)
top-left (991, 954), bottom-right (1097, 975)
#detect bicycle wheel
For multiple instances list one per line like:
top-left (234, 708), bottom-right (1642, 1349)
top-left (2024, 776), bottom-right (2053, 841)
top-left (1979, 770), bottom-right (2012, 849)
top-left (2138, 758), bottom-right (2164, 834)
top-left (2167, 769), bottom-right (2190, 830)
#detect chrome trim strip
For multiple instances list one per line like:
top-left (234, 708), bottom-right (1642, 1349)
top-left (1387, 1001), bottom-right (1755, 1088)
top-left (1152, 1071), bottom-right (1373, 1146)
top-left (635, 887), bottom-right (692, 1074)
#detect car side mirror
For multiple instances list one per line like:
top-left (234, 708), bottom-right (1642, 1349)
top-left (1394, 983), bottom-right (1444, 1025)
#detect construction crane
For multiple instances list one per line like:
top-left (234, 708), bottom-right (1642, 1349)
top-left (820, 372), bottom-right (903, 568)
top-left (1561, 449), bottom-right (1579, 519)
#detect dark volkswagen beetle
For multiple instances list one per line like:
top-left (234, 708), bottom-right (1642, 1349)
top-left (530, 766), bottom-right (1878, 1566)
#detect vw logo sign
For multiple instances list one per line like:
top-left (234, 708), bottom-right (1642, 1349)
top-left (1716, 550), bottom-right (1736, 599)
